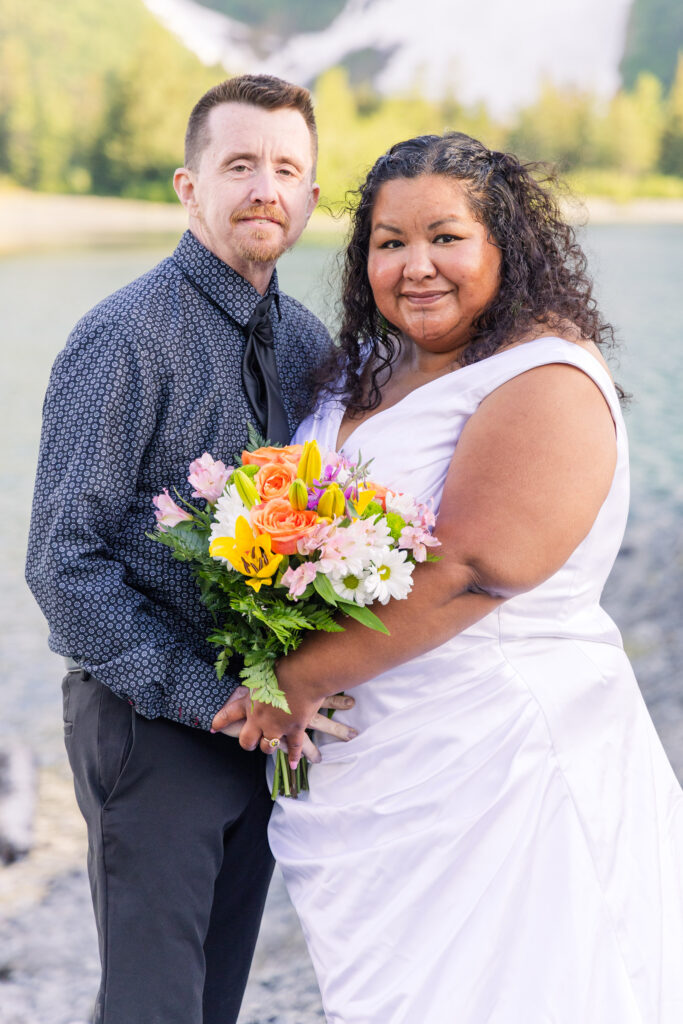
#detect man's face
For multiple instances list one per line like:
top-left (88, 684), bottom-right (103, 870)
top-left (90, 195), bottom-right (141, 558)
top-left (175, 102), bottom-right (319, 286)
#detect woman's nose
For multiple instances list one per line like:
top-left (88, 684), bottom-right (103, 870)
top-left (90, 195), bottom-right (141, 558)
top-left (401, 245), bottom-right (437, 281)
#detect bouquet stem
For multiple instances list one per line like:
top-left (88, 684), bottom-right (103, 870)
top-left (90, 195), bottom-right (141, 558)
top-left (271, 748), bottom-right (310, 800)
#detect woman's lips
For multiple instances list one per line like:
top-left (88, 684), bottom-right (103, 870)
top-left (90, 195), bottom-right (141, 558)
top-left (400, 291), bottom-right (448, 305)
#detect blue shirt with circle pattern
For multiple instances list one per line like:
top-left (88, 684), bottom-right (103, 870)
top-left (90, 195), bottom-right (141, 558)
top-left (26, 230), bottom-right (332, 730)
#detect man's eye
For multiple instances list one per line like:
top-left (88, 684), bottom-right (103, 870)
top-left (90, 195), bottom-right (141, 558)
top-left (229, 164), bottom-right (249, 173)
top-left (277, 167), bottom-right (295, 177)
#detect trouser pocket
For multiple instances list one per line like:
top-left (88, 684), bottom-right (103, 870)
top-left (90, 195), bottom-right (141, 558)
top-left (61, 674), bottom-right (74, 736)
top-left (99, 686), bottom-right (136, 808)
top-left (63, 673), bottom-right (135, 810)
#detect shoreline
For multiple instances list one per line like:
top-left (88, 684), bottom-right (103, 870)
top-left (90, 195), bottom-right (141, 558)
top-left (1, 189), bottom-right (683, 255)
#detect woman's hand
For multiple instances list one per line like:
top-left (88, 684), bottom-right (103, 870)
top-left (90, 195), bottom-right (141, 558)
top-left (212, 684), bottom-right (356, 767)
top-left (238, 666), bottom-right (325, 767)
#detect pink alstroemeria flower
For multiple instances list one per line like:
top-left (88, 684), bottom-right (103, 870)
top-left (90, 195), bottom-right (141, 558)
top-left (398, 525), bottom-right (441, 563)
top-left (153, 489), bottom-right (193, 531)
top-left (297, 519), bottom-right (336, 556)
top-left (281, 562), bottom-right (318, 600)
top-left (188, 452), bottom-right (231, 504)
top-left (417, 499), bottom-right (436, 530)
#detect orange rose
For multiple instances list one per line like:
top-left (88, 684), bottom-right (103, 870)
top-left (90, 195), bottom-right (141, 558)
top-left (242, 444), bottom-right (303, 468)
top-left (250, 498), bottom-right (319, 555)
top-left (254, 461), bottom-right (297, 502)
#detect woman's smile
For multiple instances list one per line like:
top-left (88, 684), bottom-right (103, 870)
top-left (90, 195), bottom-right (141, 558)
top-left (400, 290), bottom-right (451, 305)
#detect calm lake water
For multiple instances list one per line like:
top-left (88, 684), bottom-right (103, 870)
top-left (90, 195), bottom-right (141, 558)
top-left (1, 225), bottom-right (682, 763)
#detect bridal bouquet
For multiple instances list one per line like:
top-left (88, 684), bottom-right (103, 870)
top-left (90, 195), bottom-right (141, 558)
top-left (148, 428), bottom-right (440, 796)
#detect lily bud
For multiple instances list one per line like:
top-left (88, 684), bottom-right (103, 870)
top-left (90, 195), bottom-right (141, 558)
top-left (298, 440), bottom-right (322, 487)
top-left (233, 468), bottom-right (260, 509)
top-left (317, 483), bottom-right (345, 520)
top-left (288, 478), bottom-right (309, 511)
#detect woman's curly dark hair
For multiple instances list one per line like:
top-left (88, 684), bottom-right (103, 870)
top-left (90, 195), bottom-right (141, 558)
top-left (321, 131), bottom-right (617, 413)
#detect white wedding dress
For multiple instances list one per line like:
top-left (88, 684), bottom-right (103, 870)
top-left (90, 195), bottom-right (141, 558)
top-left (268, 337), bottom-right (683, 1023)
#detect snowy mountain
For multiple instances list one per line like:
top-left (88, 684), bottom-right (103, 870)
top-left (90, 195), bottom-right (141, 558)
top-left (143, 0), bottom-right (633, 116)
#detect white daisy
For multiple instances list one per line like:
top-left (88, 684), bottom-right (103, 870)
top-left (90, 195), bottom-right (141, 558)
top-left (329, 569), bottom-right (372, 605)
top-left (365, 548), bottom-right (415, 605)
top-left (209, 486), bottom-right (250, 556)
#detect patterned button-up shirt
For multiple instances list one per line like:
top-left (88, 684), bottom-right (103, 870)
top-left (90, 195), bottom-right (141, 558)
top-left (26, 230), bottom-right (332, 729)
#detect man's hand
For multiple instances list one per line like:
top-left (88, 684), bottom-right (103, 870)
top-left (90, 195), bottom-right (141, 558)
top-left (211, 687), bottom-right (357, 764)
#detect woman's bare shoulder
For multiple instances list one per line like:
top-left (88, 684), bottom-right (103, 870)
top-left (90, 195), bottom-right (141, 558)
top-left (499, 318), bottom-right (613, 381)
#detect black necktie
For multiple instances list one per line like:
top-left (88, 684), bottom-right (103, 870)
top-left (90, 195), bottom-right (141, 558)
top-left (241, 294), bottom-right (290, 444)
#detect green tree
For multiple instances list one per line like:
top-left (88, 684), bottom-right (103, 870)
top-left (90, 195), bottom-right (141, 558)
top-left (90, 21), bottom-right (221, 199)
top-left (314, 67), bottom-right (368, 205)
top-left (602, 72), bottom-right (665, 174)
top-left (660, 52), bottom-right (683, 174)
top-left (0, 0), bottom-right (224, 197)
top-left (507, 82), bottom-right (603, 169)
top-left (441, 98), bottom-right (506, 152)
top-left (620, 0), bottom-right (683, 91)
top-left (315, 67), bottom-right (451, 206)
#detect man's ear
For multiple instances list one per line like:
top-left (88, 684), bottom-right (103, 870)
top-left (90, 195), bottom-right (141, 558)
top-left (173, 168), bottom-right (198, 214)
top-left (306, 182), bottom-right (321, 222)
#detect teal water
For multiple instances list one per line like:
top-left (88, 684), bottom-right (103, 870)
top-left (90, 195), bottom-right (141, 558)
top-left (1, 225), bottom-right (682, 762)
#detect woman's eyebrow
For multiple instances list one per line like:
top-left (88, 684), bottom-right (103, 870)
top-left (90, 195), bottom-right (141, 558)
top-left (373, 217), bottom-right (467, 233)
top-left (427, 217), bottom-right (465, 230)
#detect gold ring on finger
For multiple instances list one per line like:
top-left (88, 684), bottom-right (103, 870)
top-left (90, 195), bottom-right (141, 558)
top-left (265, 737), bottom-right (280, 749)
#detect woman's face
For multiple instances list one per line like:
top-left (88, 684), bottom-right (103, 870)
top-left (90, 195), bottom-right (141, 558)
top-left (367, 175), bottom-right (502, 361)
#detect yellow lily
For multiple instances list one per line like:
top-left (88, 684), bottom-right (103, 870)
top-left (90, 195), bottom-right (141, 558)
top-left (209, 516), bottom-right (282, 592)
top-left (350, 486), bottom-right (377, 517)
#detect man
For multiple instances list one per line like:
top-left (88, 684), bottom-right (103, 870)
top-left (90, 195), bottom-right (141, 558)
top-left (26, 75), bottom-right (352, 1024)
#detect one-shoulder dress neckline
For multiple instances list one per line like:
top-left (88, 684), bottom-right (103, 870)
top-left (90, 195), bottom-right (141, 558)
top-left (335, 335), bottom-right (614, 453)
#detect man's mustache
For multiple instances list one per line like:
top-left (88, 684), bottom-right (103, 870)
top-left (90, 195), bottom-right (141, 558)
top-left (231, 205), bottom-right (289, 229)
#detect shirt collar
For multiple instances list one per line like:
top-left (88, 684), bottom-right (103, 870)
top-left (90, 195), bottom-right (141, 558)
top-left (172, 230), bottom-right (281, 326)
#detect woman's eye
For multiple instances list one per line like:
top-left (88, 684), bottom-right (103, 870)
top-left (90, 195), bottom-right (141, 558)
top-left (378, 239), bottom-right (404, 249)
top-left (434, 233), bottom-right (460, 244)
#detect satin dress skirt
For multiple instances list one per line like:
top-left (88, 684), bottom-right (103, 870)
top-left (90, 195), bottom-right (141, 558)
top-left (269, 635), bottom-right (683, 1023)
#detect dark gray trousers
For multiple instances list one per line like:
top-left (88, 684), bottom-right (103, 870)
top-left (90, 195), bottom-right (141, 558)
top-left (62, 670), bottom-right (274, 1024)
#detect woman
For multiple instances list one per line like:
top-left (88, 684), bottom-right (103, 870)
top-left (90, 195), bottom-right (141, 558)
top-left (231, 133), bottom-right (683, 1021)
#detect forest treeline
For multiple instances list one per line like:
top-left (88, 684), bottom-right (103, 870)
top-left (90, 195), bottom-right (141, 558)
top-left (1, 0), bottom-right (683, 205)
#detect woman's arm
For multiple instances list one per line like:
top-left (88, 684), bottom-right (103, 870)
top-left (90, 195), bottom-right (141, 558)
top-left (223, 360), bottom-right (617, 763)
